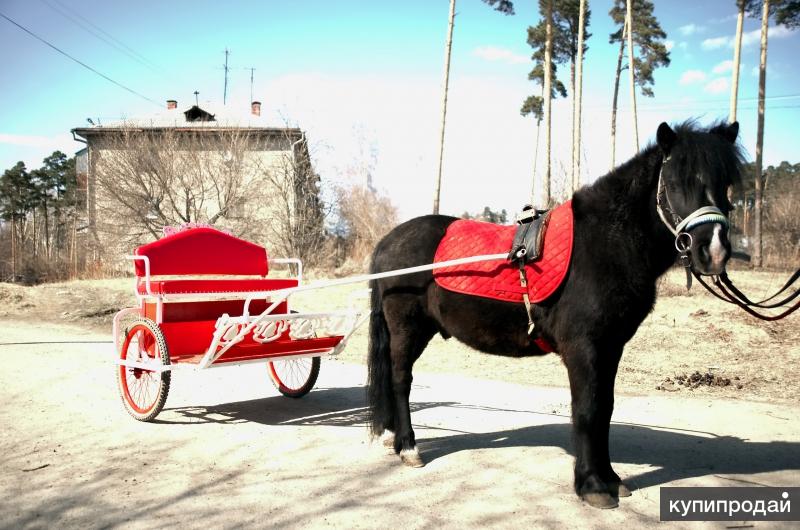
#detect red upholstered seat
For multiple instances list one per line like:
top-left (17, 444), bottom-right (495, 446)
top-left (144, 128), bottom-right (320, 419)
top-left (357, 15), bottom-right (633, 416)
top-left (134, 227), bottom-right (268, 277)
top-left (136, 278), bottom-right (299, 296)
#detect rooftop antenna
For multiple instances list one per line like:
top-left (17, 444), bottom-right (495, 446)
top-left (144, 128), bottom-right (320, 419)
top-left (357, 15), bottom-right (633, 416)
top-left (194, 90), bottom-right (199, 106)
top-left (223, 48), bottom-right (230, 105)
top-left (247, 67), bottom-right (255, 103)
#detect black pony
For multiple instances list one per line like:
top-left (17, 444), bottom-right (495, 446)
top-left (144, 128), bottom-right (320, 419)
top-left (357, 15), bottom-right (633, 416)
top-left (366, 121), bottom-right (743, 509)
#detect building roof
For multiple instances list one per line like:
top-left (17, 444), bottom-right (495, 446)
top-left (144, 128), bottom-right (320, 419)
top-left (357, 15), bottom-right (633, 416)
top-left (72, 102), bottom-right (303, 139)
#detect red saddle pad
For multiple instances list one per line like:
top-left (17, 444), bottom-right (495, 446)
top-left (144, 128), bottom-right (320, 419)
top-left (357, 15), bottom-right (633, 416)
top-left (433, 201), bottom-right (574, 304)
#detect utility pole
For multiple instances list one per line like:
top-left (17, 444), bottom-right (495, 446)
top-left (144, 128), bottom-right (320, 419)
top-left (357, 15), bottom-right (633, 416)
top-left (223, 48), bottom-right (230, 105)
top-left (194, 90), bottom-right (199, 106)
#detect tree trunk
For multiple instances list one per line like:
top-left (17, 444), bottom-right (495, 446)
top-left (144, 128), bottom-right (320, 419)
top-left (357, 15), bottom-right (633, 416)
top-left (572, 0), bottom-right (586, 193)
top-left (626, 0), bottom-right (639, 152)
top-left (570, 58), bottom-right (576, 193)
top-left (433, 0), bottom-right (456, 215)
top-left (43, 200), bottom-right (50, 261)
top-left (610, 19), bottom-right (627, 171)
top-left (11, 217), bottom-right (16, 282)
top-left (729, 2), bottom-right (745, 123)
top-left (531, 85), bottom-right (544, 205)
top-left (32, 207), bottom-right (37, 261)
top-left (70, 217), bottom-right (77, 279)
top-left (753, 0), bottom-right (769, 268)
top-left (542, 0), bottom-right (553, 206)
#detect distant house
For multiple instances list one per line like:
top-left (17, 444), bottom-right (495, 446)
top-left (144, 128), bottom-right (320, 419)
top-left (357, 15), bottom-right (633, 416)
top-left (71, 99), bottom-right (321, 264)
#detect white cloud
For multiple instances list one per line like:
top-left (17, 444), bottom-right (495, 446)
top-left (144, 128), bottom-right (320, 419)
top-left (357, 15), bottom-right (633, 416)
top-left (702, 36), bottom-right (730, 50)
top-left (0, 133), bottom-right (57, 147)
top-left (712, 60), bottom-right (734, 74)
top-left (680, 70), bottom-right (707, 85)
top-left (664, 40), bottom-right (675, 51)
top-left (702, 25), bottom-right (795, 51)
top-left (679, 42), bottom-right (688, 50)
top-left (741, 25), bottom-right (795, 47)
top-left (679, 24), bottom-right (705, 36)
top-left (704, 78), bottom-right (730, 94)
top-left (472, 45), bottom-right (529, 65)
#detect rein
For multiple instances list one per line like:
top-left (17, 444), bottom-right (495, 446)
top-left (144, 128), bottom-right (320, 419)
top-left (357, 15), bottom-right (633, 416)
top-left (693, 271), bottom-right (800, 321)
top-left (655, 156), bottom-right (800, 321)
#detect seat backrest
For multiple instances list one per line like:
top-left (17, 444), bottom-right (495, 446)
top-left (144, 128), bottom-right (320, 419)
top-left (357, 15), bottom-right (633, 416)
top-left (134, 227), bottom-right (268, 277)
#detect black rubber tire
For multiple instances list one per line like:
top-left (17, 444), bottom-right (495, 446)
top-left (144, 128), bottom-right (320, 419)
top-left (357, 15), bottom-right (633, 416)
top-left (117, 318), bottom-right (171, 421)
top-left (268, 356), bottom-right (321, 398)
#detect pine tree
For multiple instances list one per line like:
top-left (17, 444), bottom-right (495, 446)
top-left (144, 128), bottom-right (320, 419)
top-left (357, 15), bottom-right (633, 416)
top-left (608, 0), bottom-right (670, 168)
top-left (522, 1), bottom-right (569, 205)
top-left (0, 162), bottom-right (36, 280)
top-left (560, 0), bottom-right (590, 192)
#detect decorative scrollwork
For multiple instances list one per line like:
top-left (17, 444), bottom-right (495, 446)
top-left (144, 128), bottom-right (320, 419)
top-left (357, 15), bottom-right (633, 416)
top-left (215, 316), bottom-right (244, 348)
top-left (252, 320), bottom-right (289, 343)
top-left (289, 319), bottom-right (315, 339)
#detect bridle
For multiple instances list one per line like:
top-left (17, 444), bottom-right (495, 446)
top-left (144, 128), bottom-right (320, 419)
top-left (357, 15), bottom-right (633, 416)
top-left (655, 155), bottom-right (799, 321)
top-left (655, 155), bottom-right (729, 287)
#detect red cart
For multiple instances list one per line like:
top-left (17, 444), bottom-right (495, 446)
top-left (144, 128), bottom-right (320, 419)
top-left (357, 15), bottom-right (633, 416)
top-left (113, 227), bottom-right (366, 421)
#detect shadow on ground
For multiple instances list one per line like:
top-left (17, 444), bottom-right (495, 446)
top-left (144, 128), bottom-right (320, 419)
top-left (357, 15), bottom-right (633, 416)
top-left (156, 385), bottom-right (799, 491)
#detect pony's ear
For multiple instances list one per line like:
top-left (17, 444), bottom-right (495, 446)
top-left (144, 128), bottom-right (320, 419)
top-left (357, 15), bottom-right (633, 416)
top-left (656, 122), bottom-right (677, 154)
top-left (711, 121), bottom-right (739, 144)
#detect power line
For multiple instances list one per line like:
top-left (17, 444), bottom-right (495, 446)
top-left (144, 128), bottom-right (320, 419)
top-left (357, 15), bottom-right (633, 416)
top-left (38, 0), bottom-right (165, 75)
top-left (0, 11), bottom-right (162, 107)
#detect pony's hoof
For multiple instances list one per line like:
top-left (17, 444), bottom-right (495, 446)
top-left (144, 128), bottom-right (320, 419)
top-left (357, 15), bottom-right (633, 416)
top-left (400, 448), bottom-right (425, 468)
top-left (582, 492), bottom-right (619, 509)
top-left (614, 483), bottom-right (632, 497)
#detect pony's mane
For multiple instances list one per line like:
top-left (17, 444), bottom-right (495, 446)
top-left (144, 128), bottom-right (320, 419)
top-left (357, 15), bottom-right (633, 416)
top-left (668, 119), bottom-right (745, 191)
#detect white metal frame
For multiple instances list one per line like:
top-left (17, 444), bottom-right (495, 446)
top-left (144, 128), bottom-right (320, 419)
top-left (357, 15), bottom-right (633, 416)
top-left (114, 252), bottom-right (508, 373)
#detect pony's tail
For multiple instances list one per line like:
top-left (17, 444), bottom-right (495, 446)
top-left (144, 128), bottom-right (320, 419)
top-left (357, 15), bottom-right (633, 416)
top-left (367, 279), bottom-right (394, 438)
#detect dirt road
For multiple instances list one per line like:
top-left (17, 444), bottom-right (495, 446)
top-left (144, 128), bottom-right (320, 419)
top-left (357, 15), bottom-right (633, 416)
top-left (1, 320), bottom-right (798, 529)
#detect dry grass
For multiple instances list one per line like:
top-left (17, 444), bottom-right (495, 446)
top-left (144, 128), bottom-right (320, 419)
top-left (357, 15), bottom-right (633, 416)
top-left (1, 266), bottom-right (797, 403)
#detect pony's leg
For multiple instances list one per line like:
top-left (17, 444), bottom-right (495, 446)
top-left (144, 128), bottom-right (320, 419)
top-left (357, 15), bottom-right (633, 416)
top-left (562, 342), bottom-right (626, 508)
top-left (384, 299), bottom-right (435, 467)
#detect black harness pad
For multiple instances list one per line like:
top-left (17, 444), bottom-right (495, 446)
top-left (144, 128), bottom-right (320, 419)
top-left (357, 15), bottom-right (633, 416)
top-left (508, 207), bottom-right (551, 264)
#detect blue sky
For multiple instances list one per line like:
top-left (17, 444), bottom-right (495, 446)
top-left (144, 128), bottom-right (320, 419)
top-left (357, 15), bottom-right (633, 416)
top-left (1, 0), bottom-right (798, 219)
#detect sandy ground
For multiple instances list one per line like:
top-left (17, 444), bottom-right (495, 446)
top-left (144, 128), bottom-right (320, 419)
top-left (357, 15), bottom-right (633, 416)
top-left (0, 320), bottom-right (798, 529)
top-left (0, 267), bottom-right (798, 528)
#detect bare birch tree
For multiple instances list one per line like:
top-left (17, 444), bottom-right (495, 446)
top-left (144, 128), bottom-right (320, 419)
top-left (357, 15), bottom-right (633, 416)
top-left (91, 126), bottom-right (326, 266)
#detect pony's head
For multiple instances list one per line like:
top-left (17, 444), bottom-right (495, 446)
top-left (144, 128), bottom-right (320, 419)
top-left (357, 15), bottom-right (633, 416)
top-left (655, 121), bottom-right (744, 275)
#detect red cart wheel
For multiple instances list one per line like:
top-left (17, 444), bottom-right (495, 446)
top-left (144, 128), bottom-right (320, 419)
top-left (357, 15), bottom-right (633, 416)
top-left (117, 318), bottom-right (171, 421)
top-left (268, 357), bottom-right (320, 398)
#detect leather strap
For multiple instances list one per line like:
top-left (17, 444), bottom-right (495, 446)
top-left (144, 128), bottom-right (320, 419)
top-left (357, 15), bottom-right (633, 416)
top-left (693, 270), bottom-right (800, 321)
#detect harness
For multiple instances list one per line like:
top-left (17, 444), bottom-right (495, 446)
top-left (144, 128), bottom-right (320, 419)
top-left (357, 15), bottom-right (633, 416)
top-left (656, 155), bottom-right (799, 320)
top-left (508, 206), bottom-right (551, 335)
